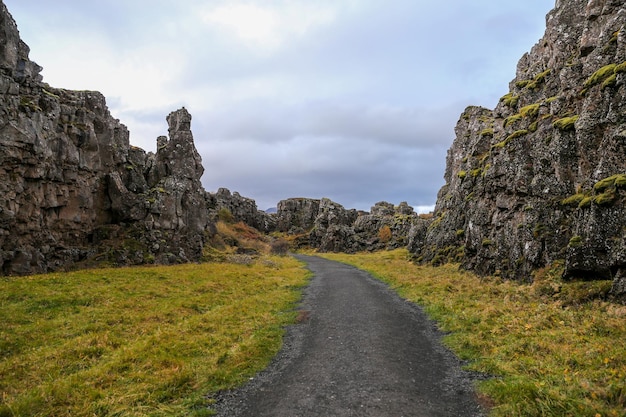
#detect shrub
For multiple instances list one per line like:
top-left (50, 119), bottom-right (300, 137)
top-left (378, 225), bottom-right (392, 243)
top-left (217, 207), bottom-right (234, 223)
top-left (602, 73), bottom-right (617, 89)
top-left (470, 168), bottom-right (483, 177)
top-left (506, 130), bottom-right (529, 141)
top-left (615, 61), bottom-right (626, 74)
top-left (594, 174), bottom-right (626, 191)
top-left (594, 191), bottom-right (617, 206)
top-left (527, 69), bottom-right (551, 90)
top-left (270, 239), bottom-right (290, 256)
top-left (578, 196), bottom-right (593, 208)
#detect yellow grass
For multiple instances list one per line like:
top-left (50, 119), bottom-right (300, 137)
top-left (0, 256), bottom-right (310, 416)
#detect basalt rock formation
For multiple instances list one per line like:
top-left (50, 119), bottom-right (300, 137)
top-left (208, 188), bottom-right (275, 232)
top-left (0, 1), bottom-right (210, 274)
top-left (412, 0), bottom-right (626, 296)
top-left (276, 198), bottom-right (424, 252)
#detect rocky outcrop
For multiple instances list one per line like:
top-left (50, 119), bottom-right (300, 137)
top-left (413, 0), bottom-right (626, 296)
top-left (276, 198), bottom-right (425, 252)
top-left (207, 188), bottom-right (275, 232)
top-left (0, 2), bottom-right (211, 274)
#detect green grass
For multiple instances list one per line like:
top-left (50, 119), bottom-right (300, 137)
top-left (317, 250), bottom-right (626, 417)
top-left (0, 257), bottom-right (310, 416)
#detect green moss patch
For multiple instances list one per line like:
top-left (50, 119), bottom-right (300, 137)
top-left (553, 116), bottom-right (579, 131)
top-left (584, 64), bottom-right (617, 88)
top-left (520, 103), bottom-right (541, 118)
top-left (594, 174), bottom-right (626, 192)
top-left (504, 114), bottom-right (523, 128)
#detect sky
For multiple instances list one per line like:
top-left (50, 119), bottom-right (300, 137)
top-left (5, 0), bottom-right (555, 212)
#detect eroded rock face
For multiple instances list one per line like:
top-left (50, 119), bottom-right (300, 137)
top-left (413, 0), bottom-right (626, 295)
top-left (276, 198), bottom-right (424, 252)
top-left (0, 2), bottom-right (211, 273)
top-left (208, 188), bottom-right (275, 232)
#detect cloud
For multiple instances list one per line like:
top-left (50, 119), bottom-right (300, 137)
top-left (195, 100), bottom-right (462, 148)
top-left (200, 2), bottom-right (336, 52)
top-left (199, 135), bottom-right (448, 211)
top-left (4, 0), bottom-right (556, 212)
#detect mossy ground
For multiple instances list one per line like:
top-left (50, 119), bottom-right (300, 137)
top-left (0, 257), bottom-right (310, 416)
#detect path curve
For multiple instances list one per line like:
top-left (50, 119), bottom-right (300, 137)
top-left (213, 255), bottom-right (484, 417)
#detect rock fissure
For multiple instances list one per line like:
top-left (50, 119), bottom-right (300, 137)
top-left (3, 0), bottom-right (626, 296)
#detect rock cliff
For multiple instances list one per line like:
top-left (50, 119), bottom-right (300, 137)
top-left (276, 198), bottom-right (425, 252)
top-left (0, 2), bottom-right (210, 273)
top-left (207, 188), bottom-right (275, 232)
top-left (412, 0), bottom-right (626, 296)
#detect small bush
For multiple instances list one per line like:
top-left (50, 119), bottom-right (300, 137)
top-left (270, 239), bottom-right (290, 256)
top-left (594, 190), bottom-right (617, 206)
top-left (615, 61), bottom-right (626, 74)
top-left (568, 235), bottom-right (583, 248)
top-left (594, 174), bottom-right (626, 192)
top-left (506, 130), bottom-right (529, 141)
top-left (602, 73), bottom-right (617, 89)
top-left (378, 225), bottom-right (392, 243)
top-left (217, 207), bottom-right (234, 223)
top-left (578, 196), bottom-right (593, 208)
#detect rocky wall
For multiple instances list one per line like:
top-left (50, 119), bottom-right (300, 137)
top-left (413, 0), bottom-right (626, 296)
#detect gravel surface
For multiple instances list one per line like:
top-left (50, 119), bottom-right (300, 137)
top-left (211, 255), bottom-right (485, 416)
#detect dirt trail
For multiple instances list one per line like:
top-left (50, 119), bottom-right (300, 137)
top-left (213, 255), bottom-right (485, 417)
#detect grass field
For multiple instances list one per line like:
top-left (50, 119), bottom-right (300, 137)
top-left (2, 245), bottom-right (625, 417)
top-left (319, 250), bottom-right (626, 417)
top-left (0, 256), bottom-right (310, 417)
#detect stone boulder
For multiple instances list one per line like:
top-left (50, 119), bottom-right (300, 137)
top-left (208, 188), bottom-right (275, 232)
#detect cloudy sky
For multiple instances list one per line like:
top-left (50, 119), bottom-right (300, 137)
top-left (6, 0), bottom-right (554, 212)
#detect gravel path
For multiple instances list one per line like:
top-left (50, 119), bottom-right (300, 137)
top-left (212, 255), bottom-right (485, 417)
